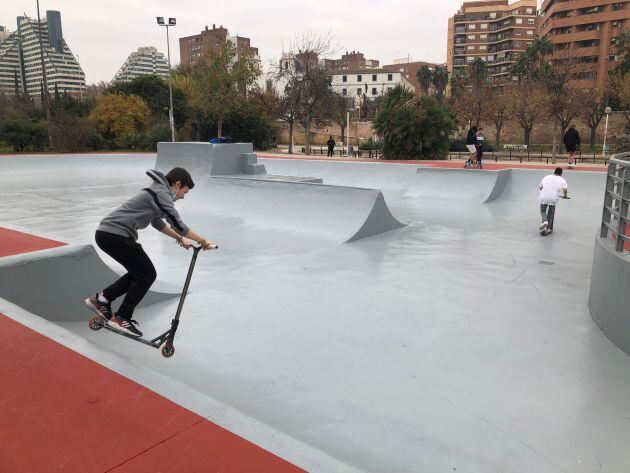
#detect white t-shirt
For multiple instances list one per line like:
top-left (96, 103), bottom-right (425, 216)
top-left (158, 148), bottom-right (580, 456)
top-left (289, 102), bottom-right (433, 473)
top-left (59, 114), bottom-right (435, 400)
top-left (539, 174), bottom-right (568, 205)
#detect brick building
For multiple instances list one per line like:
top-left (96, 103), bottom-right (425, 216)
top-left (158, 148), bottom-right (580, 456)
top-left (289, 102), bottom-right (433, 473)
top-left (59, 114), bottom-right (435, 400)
top-left (539, 0), bottom-right (629, 90)
top-left (323, 51), bottom-right (379, 70)
top-left (383, 59), bottom-right (443, 94)
top-left (447, 0), bottom-right (539, 82)
top-left (179, 24), bottom-right (258, 68)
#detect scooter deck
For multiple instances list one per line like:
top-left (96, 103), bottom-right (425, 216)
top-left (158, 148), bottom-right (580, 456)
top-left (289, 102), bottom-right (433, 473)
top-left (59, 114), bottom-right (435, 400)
top-left (96, 317), bottom-right (166, 349)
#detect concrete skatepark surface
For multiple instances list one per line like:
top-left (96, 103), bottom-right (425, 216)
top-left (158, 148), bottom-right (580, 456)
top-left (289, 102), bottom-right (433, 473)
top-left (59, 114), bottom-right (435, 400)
top-left (1, 150), bottom-right (630, 473)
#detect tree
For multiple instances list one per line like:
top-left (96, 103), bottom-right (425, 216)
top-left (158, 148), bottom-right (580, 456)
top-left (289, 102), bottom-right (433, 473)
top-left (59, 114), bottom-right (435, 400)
top-left (509, 80), bottom-right (549, 146)
top-left (581, 89), bottom-right (607, 150)
top-left (88, 93), bottom-right (149, 142)
top-left (331, 93), bottom-right (354, 149)
top-left (417, 65), bottom-right (433, 96)
top-left (222, 100), bottom-right (274, 150)
top-left (107, 75), bottom-right (189, 128)
top-left (186, 40), bottom-right (260, 138)
top-left (431, 65), bottom-right (449, 102)
top-left (0, 117), bottom-right (47, 151)
top-left (373, 85), bottom-right (455, 159)
top-left (514, 38), bottom-right (584, 160)
top-left (610, 72), bottom-right (630, 127)
top-left (275, 32), bottom-right (336, 154)
top-left (484, 83), bottom-right (514, 148)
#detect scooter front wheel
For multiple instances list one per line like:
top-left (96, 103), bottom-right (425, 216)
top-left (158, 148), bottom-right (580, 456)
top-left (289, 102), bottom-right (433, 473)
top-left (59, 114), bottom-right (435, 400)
top-left (161, 344), bottom-right (175, 358)
top-left (88, 315), bottom-right (105, 331)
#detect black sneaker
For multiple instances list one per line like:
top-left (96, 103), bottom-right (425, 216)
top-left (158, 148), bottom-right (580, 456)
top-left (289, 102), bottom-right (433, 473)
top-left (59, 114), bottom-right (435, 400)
top-left (85, 294), bottom-right (113, 320)
top-left (108, 315), bottom-right (143, 337)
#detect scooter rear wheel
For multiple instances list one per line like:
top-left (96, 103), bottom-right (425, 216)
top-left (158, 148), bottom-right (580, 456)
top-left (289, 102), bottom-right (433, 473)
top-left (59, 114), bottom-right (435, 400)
top-left (88, 315), bottom-right (104, 331)
top-left (161, 344), bottom-right (175, 358)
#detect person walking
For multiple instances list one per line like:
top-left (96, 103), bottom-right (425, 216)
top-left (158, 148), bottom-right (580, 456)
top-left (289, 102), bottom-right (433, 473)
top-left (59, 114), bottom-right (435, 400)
top-left (563, 125), bottom-right (580, 169)
top-left (538, 167), bottom-right (569, 236)
top-left (475, 127), bottom-right (486, 169)
top-left (464, 125), bottom-right (478, 168)
top-left (326, 136), bottom-right (336, 157)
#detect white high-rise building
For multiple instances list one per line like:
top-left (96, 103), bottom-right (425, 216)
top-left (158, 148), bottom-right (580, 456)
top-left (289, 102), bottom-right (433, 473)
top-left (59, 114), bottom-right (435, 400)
top-left (0, 11), bottom-right (85, 96)
top-left (111, 46), bottom-right (170, 83)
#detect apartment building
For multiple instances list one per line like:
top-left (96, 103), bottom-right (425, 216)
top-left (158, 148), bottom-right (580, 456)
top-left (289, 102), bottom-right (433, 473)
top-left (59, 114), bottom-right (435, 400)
top-left (540, 0), bottom-right (629, 90)
top-left (447, 0), bottom-right (538, 82)
top-left (383, 59), bottom-right (443, 94)
top-left (323, 51), bottom-right (379, 70)
top-left (0, 11), bottom-right (85, 96)
top-left (0, 26), bottom-right (8, 42)
top-left (330, 70), bottom-right (414, 103)
top-left (111, 46), bottom-right (170, 83)
top-left (179, 24), bottom-right (258, 67)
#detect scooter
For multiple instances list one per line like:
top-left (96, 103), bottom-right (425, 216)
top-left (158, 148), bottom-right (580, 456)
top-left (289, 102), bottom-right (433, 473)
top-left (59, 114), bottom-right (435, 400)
top-left (88, 244), bottom-right (215, 358)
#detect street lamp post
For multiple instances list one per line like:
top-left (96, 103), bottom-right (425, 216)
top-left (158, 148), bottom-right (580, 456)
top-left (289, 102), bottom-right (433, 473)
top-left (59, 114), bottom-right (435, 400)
top-left (157, 16), bottom-right (176, 142)
top-left (602, 106), bottom-right (612, 156)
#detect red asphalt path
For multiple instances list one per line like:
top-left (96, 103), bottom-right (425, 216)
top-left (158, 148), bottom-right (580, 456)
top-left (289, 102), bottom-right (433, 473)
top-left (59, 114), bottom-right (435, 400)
top-left (0, 228), bottom-right (303, 473)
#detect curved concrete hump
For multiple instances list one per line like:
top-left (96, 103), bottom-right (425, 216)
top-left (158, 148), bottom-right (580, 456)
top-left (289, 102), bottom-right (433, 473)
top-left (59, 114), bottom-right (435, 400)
top-left (156, 142), bottom-right (256, 176)
top-left (185, 177), bottom-right (405, 243)
top-left (0, 244), bottom-right (178, 322)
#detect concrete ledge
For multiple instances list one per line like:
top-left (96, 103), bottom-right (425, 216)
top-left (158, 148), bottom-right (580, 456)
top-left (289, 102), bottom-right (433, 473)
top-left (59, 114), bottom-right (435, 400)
top-left (588, 236), bottom-right (630, 357)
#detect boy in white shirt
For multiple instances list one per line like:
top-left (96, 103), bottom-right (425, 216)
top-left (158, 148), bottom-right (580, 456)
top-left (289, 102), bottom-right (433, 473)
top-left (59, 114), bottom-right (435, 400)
top-left (538, 167), bottom-right (569, 235)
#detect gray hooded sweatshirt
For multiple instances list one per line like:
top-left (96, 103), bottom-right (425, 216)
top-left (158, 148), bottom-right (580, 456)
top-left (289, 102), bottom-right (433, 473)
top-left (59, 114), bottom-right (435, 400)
top-left (97, 169), bottom-right (190, 241)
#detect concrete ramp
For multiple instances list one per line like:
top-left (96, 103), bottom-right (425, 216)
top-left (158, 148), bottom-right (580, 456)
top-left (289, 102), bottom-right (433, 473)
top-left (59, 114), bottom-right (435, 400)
top-left (404, 167), bottom-right (509, 203)
top-left (183, 177), bottom-right (405, 243)
top-left (156, 142), bottom-right (258, 176)
top-left (0, 245), bottom-right (178, 322)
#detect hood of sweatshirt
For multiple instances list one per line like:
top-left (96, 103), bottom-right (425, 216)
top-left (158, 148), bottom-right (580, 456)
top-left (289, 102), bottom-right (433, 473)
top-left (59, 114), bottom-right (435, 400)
top-left (146, 169), bottom-right (170, 187)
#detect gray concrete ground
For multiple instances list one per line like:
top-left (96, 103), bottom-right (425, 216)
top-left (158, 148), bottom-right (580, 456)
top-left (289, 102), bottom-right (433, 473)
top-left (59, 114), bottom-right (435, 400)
top-left (1, 153), bottom-right (629, 473)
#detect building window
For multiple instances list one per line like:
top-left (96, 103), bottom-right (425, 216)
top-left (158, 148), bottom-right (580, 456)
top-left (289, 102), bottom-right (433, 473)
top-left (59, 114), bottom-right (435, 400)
top-left (489, 13), bottom-right (496, 19)
top-left (357, 74), bottom-right (362, 82)
top-left (469, 24), bottom-right (476, 30)
top-left (527, 30), bottom-right (534, 35)
top-left (480, 34), bottom-right (488, 40)
top-left (613, 3), bottom-right (624, 10)
top-left (468, 35), bottom-right (475, 40)
top-left (515, 29), bottom-right (523, 35)
top-left (342, 75), bottom-right (347, 82)
top-left (357, 88), bottom-right (362, 95)
top-left (372, 87), bottom-right (377, 95)
top-left (467, 45), bottom-right (475, 50)
top-left (387, 73), bottom-right (393, 81)
top-left (612, 20), bottom-right (622, 28)
top-left (372, 74), bottom-right (377, 81)
top-left (480, 45), bottom-right (487, 50)
top-left (514, 41), bottom-right (522, 47)
top-left (526, 8), bottom-right (533, 14)
top-left (515, 18), bottom-right (523, 24)
top-left (342, 88), bottom-right (347, 96)
top-left (480, 23), bottom-right (488, 29)
top-left (527, 18), bottom-right (535, 25)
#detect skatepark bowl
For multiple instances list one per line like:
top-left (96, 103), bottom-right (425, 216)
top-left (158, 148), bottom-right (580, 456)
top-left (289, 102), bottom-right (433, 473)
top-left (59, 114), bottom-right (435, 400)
top-left (1, 144), bottom-right (630, 473)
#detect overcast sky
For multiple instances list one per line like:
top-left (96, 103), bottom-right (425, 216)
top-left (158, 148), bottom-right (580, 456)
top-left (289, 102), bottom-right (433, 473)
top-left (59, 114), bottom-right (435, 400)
top-left (4, 0), bottom-right (469, 84)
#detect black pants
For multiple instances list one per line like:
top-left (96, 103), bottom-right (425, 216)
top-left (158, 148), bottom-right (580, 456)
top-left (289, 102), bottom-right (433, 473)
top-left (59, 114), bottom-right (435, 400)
top-left (327, 147), bottom-right (334, 157)
top-left (95, 230), bottom-right (157, 320)
top-left (476, 145), bottom-right (483, 166)
top-left (540, 204), bottom-right (556, 230)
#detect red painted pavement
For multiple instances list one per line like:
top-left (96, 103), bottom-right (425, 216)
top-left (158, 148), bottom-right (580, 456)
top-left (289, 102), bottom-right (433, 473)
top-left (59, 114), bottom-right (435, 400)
top-left (0, 227), bottom-right (66, 257)
top-left (258, 152), bottom-right (608, 172)
top-left (0, 232), bottom-right (304, 473)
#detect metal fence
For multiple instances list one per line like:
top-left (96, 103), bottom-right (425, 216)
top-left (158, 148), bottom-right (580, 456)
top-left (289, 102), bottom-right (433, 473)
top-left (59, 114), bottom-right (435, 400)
top-left (600, 152), bottom-right (630, 252)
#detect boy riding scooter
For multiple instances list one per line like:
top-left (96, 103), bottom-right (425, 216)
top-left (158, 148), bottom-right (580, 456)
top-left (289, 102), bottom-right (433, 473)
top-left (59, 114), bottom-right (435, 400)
top-left (85, 167), bottom-right (216, 338)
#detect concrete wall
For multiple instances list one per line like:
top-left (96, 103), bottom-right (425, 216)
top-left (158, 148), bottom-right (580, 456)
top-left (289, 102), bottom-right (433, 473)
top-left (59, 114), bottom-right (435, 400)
top-left (589, 236), bottom-right (630, 357)
top-left (156, 142), bottom-right (254, 176)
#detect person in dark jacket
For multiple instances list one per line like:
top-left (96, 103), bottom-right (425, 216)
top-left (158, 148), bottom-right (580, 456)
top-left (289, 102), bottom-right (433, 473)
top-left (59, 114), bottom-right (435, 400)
top-left (563, 125), bottom-right (580, 169)
top-left (326, 136), bottom-right (336, 157)
top-left (84, 167), bottom-right (217, 337)
top-left (464, 125), bottom-right (478, 168)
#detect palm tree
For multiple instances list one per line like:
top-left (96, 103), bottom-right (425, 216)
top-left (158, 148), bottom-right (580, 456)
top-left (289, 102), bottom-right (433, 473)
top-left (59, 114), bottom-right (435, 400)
top-left (416, 65), bottom-right (433, 96)
top-left (431, 66), bottom-right (449, 102)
